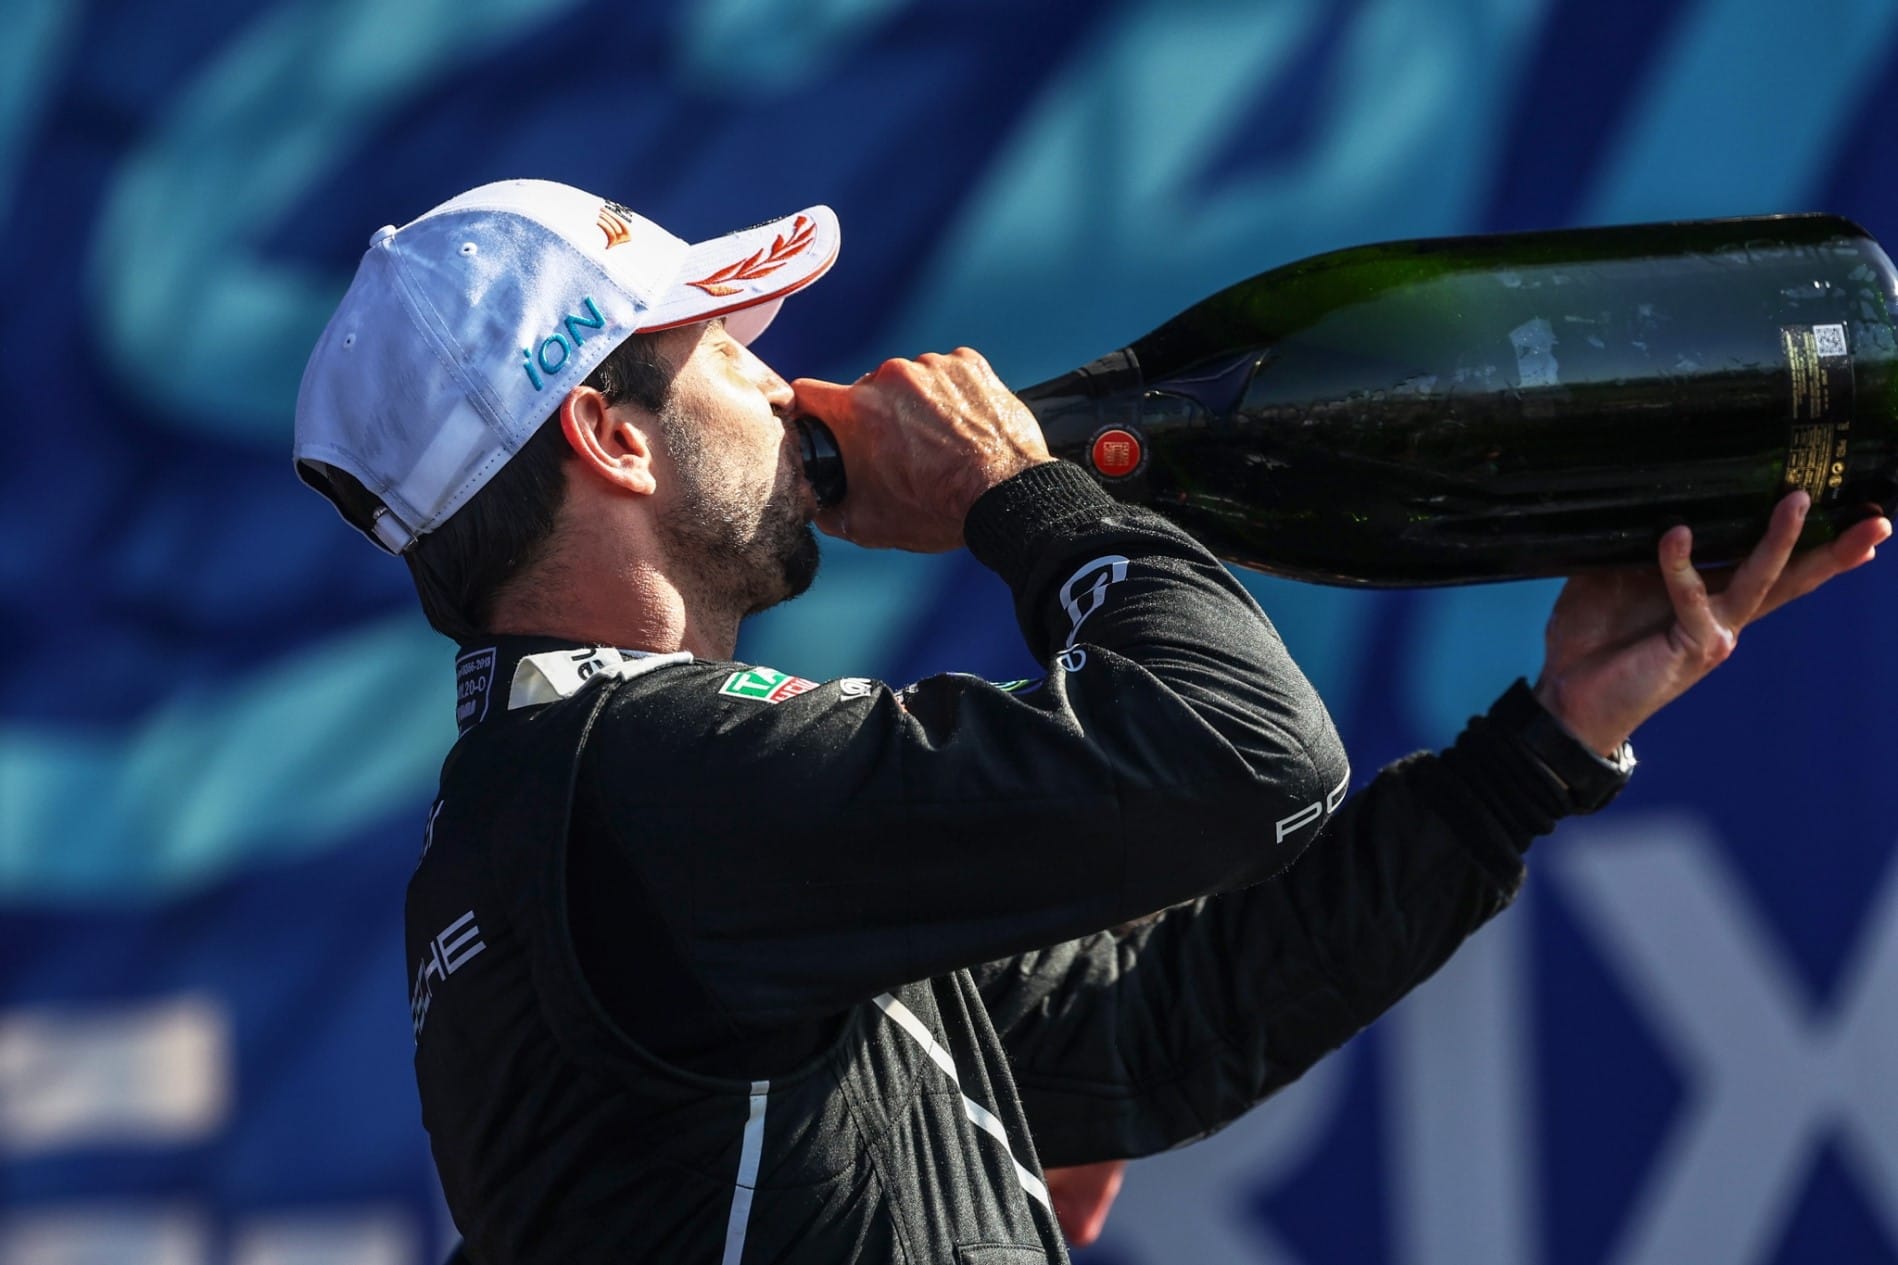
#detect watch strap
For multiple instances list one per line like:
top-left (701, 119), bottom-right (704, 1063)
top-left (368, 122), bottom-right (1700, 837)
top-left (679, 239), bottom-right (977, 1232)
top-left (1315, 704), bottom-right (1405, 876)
top-left (1490, 679), bottom-right (1635, 815)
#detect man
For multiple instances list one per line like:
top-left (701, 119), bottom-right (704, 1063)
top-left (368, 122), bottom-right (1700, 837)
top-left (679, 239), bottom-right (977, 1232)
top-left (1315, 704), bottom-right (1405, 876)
top-left (294, 179), bottom-right (1886, 1263)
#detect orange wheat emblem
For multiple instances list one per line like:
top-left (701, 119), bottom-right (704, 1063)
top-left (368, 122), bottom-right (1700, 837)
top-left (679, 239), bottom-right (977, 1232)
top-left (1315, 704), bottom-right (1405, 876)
top-left (598, 206), bottom-right (632, 249)
top-left (687, 215), bottom-right (815, 296)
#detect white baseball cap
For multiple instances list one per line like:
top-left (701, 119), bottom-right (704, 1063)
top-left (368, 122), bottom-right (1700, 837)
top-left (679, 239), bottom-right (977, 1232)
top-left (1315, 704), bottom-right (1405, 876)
top-left (293, 178), bottom-right (841, 553)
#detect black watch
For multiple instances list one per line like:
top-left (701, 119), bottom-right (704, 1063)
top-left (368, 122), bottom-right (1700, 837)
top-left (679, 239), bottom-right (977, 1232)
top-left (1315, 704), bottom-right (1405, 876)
top-left (1491, 679), bottom-right (1636, 815)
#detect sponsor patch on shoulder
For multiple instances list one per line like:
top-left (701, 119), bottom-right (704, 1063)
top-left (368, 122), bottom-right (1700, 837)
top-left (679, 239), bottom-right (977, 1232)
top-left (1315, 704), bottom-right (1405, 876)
top-left (720, 666), bottom-right (818, 705)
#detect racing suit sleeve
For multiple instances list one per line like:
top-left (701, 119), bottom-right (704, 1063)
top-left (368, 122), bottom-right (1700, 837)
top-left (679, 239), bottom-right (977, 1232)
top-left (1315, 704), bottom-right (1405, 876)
top-left (583, 461), bottom-right (1351, 1031)
top-left (968, 685), bottom-right (1582, 1167)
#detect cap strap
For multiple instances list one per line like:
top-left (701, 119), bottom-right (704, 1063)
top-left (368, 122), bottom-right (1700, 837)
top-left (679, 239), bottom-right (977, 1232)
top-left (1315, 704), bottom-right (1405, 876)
top-left (372, 509), bottom-right (416, 554)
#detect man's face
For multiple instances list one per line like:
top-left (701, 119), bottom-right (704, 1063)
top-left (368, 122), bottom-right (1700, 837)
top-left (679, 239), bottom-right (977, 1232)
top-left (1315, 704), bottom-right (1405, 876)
top-left (646, 319), bottom-right (821, 618)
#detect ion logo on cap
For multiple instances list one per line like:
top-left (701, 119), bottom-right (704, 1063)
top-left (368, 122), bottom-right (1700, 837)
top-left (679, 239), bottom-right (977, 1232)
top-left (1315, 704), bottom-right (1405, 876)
top-left (1090, 428), bottom-right (1144, 478)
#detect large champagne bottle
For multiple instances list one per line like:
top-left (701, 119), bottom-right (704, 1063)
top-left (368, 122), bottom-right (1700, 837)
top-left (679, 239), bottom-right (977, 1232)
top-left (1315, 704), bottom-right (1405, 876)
top-left (799, 214), bottom-right (1898, 586)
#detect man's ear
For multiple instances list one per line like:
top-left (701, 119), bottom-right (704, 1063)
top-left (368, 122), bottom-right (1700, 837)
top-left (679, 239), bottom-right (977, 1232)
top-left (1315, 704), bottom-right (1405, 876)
top-left (559, 386), bottom-right (657, 496)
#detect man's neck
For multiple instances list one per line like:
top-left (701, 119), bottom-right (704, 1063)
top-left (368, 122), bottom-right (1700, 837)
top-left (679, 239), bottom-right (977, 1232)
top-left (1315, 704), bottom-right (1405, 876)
top-left (487, 562), bottom-right (740, 661)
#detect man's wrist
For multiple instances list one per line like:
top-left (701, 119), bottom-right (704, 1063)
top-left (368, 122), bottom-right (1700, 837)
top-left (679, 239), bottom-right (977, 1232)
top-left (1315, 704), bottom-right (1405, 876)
top-left (1531, 675), bottom-right (1631, 759)
top-left (964, 460), bottom-right (1115, 587)
top-left (1494, 678), bottom-right (1635, 815)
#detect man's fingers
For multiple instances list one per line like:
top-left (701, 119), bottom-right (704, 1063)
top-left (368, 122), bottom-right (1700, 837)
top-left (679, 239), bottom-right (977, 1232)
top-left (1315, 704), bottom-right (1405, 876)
top-left (1713, 491), bottom-right (1808, 623)
top-left (789, 377), bottom-right (854, 424)
top-left (1659, 525), bottom-right (1736, 668)
top-left (1755, 513), bottom-right (1891, 618)
top-left (1846, 511), bottom-right (1894, 559)
top-left (813, 506), bottom-right (848, 541)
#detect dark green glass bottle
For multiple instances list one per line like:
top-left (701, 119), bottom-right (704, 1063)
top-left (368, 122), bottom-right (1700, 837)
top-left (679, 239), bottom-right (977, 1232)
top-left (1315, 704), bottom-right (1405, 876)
top-left (1026, 214), bottom-right (1898, 585)
top-left (798, 215), bottom-right (1898, 586)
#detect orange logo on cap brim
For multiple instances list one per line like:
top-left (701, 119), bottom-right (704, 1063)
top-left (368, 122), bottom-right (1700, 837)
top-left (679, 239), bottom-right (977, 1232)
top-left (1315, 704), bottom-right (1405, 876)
top-left (598, 205), bottom-right (632, 249)
top-left (688, 215), bottom-right (815, 297)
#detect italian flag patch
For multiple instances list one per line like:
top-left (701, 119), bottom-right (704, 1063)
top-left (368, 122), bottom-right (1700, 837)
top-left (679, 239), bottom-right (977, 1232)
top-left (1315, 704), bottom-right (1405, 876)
top-left (719, 666), bottom-right (817, 705)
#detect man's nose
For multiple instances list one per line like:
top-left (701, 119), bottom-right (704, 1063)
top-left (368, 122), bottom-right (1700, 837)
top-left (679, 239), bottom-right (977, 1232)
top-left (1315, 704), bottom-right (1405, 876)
top-left (762, 369), bottom-right (796, 415)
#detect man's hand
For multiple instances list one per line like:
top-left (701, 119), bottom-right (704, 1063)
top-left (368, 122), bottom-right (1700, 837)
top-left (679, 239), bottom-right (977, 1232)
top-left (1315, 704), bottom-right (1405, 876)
top-left (1045, 1159), bottom-right (1127, 1247)
top-left (792, 349), bottom-right (1052, 552)
top-left (1535, 491), bottom-right (1891, 755)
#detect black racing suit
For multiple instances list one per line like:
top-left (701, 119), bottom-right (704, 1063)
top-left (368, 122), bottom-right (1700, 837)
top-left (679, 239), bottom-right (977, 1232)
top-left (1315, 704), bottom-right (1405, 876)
top-left (406, 461), bottom-right (1623, 1263)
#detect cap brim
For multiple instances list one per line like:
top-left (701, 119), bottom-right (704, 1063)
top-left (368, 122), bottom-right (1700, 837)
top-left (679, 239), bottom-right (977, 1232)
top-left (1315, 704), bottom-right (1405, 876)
top-left (638, 205), bottom-right (839, 345)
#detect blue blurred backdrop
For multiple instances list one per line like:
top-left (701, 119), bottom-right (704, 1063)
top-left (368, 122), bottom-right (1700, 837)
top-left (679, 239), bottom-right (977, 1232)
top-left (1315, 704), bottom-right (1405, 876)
top-left (5, 1), bottom-right (1898, 1262)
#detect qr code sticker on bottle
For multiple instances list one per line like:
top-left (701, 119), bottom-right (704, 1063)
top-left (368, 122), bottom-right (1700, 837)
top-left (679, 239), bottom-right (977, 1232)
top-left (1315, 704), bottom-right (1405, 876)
top-left (1814, 323), bottom-right (1848, 357)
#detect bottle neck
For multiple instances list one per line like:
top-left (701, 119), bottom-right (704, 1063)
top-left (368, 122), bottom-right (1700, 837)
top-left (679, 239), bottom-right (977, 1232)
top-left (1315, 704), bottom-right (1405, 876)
top-left (1016, 347), bottom-right (1145, 448)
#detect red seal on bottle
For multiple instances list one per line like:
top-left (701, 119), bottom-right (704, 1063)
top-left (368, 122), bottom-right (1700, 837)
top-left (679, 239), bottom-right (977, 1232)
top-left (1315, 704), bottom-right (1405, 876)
top-left (1090, 428), bottom-right (1143, 478)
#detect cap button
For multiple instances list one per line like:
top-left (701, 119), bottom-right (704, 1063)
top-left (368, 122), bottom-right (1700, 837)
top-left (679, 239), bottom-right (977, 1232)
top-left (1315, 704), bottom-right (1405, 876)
top-left (369, 224), bottom-right (398, 247)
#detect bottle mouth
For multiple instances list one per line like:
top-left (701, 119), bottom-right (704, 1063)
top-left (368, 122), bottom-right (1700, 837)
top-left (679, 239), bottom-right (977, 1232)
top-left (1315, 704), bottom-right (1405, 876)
top-left (794, 416), bottom-right (847, 508)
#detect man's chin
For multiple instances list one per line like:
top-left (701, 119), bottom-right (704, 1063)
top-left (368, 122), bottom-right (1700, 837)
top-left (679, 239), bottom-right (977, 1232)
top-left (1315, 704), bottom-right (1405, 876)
top-left (781, 526), bottom-right (822, 601)
top-left (745, 525), bottom-right (822, 617)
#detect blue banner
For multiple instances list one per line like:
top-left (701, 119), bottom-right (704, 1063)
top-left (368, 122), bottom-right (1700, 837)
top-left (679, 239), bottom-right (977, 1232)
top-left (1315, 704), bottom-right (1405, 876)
top-left (5, 2), bottom-right (1897, 1262)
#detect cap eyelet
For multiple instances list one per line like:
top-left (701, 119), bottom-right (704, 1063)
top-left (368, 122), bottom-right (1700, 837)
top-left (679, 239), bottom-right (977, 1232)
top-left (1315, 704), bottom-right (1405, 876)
top-left (460, 242), bottom-right (478, 256)
top-left (342, 332), bottom-right (356, 348)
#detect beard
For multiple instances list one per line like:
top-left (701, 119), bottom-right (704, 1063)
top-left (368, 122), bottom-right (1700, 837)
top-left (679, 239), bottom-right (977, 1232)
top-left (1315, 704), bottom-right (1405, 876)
top-left (655, 411), bottom-right (821, 622)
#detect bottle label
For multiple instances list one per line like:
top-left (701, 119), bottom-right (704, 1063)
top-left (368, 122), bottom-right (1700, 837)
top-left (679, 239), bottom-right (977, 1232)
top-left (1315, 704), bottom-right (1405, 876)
top-left (1089, 427), bottom-right (1146, 479)
top-left (1780, 322), bottom-right (1855, 503)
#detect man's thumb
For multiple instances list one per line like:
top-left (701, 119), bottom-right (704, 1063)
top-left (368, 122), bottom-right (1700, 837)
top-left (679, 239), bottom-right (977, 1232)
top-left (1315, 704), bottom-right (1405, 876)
top-left (790, 377), bottom-right (853, 425)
